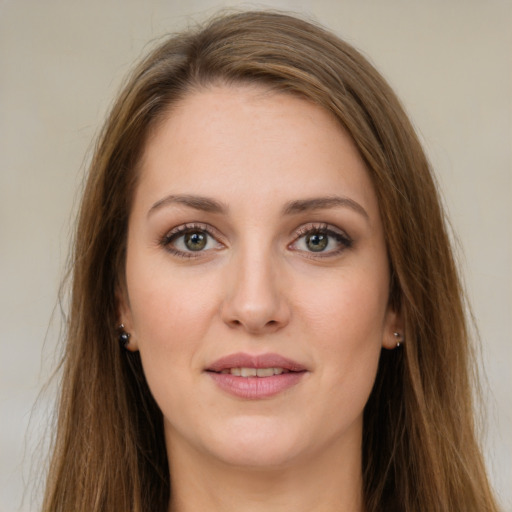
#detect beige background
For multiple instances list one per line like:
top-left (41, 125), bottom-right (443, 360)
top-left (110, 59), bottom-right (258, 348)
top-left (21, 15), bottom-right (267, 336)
top-left (1, 1), bottom-right (510, 510)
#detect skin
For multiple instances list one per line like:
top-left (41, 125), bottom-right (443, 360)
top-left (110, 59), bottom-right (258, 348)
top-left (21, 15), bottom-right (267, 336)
top-left (120, 84), bottom-right (401, 512)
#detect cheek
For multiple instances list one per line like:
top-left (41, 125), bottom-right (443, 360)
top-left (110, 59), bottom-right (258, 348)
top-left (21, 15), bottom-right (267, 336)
top-left (125, 249), bottom-right (220, 355)
top-left (124, 259), bottom-right (223, 419)
top-left (297, 265), bottom-right (389, 344)
top-left (296, 267), bottom-right (388, 401)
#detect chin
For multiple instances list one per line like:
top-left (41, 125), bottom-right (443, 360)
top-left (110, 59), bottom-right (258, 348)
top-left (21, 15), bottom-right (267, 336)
top-left (212, 441), bottom-right (303, 470)
top-left (201, 416), bottom-right (308, 469)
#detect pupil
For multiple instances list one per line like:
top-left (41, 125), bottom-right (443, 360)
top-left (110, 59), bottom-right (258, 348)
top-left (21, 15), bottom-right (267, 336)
top-left (185, 231), bottom-right (207, 251)
top-left (306, 233), bottom-right (328, 251)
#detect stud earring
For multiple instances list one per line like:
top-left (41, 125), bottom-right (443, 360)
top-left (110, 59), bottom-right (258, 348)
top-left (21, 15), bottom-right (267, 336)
top-left (117, 324), bottom-right (131, 349)
top-left (393, 331), bottom-right (404, 348)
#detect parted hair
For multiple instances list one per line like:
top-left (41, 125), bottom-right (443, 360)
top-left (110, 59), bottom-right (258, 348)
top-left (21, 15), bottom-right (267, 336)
top-left (42, 10), bottom-right (499, 512)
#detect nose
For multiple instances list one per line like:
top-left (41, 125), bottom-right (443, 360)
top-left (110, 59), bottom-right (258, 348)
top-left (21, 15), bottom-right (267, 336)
top-left (220, 247), bottom-right (290, 335)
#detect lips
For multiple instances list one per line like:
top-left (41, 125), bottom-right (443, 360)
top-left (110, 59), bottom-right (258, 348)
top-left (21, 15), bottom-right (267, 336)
top-left (206, 353), bottom-right (307, 373)
top-left (205, 352), bottom-right (307, 399)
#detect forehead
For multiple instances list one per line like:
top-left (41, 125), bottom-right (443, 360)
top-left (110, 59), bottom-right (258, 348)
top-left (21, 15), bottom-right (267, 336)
top-left (135, 84), bottom-right (379, 219)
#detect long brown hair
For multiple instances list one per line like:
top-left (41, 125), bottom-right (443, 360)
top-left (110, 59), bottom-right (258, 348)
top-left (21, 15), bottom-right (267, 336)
top-left (42, 10), bottom-right (499, 512)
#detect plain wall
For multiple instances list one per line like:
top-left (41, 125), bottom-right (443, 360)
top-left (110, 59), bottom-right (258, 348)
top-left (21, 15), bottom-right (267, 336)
top-left (0, 1), bottom-right (510, 510)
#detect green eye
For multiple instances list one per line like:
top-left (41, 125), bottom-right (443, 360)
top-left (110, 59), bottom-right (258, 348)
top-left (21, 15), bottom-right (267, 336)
top-left (291, 224), bottom-right (353, 257)
top-left (305, 233), bottom-right (328, 252)
top-left (162, 224), bottom-right (224, 257)
top-left (184, 231), bottom-right (207, 251)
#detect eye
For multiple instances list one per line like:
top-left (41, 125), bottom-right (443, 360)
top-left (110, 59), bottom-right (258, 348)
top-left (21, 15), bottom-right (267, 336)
top-left (161, 223), bottom-right (224, 258)
top-left (303, 232), bottom-right (329, 252)
top-left (182, 231), bottom-right (208, 251)
top-left (290, 224), bottom-right (352, 256)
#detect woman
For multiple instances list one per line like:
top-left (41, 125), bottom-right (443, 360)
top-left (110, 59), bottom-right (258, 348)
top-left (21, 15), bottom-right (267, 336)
top-left (42, 10), bottom-right (500, 512)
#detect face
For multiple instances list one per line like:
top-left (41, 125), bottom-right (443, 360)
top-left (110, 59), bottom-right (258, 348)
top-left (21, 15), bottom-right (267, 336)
top-left (120, 85), bottom-right (400, 471)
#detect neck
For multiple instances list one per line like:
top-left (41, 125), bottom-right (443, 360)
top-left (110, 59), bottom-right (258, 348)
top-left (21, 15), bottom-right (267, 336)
top-left (166, 431), bottom-right (365, 512)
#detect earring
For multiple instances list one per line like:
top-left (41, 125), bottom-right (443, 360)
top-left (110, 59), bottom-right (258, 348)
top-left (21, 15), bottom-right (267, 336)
top-left (393, 331), bottom-right (403, 348)
top-left (117, 324), bottom-right (131, 349)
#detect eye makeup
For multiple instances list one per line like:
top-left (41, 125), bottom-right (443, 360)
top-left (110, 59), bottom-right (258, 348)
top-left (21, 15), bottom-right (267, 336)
top-left (160, 222), bottom-right (225, 259)
top-left (159, 220), bottom-right (353, 260)
top-left (290, 222), bottom-right (353, 258)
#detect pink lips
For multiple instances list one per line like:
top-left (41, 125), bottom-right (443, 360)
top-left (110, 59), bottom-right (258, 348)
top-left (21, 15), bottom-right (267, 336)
top-left (206, 352), bottom-right (307, 399)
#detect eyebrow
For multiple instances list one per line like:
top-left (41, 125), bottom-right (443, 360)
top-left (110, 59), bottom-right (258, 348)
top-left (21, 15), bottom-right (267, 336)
top-left (282, 196), bottom-right (369, 220)
top-left (148, 193), bottom-right (369, 220)
top-left (148, 194), bottom-right (228, 216)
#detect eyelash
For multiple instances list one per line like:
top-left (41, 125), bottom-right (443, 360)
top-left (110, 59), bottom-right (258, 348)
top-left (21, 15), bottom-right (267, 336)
top-left (160, 222), bottom-right (224, 259)
top-left (160, 222), bottom-right (353, 259)
top-left (290, 223), bottom-right (353, 258)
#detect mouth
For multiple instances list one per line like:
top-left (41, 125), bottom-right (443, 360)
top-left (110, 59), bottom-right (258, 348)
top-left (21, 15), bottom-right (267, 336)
top-left (206, 352), bottom-right (307, 373)
top-left (205, 353), bottom-right (307, 399)
top-left (216, 367), bottom-right (293, 377)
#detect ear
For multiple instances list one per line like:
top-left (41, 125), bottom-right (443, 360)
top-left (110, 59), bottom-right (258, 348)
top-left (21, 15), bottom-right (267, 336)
top-left (116, 285), bottom-right (139, 352)
top-left (382, 307), bottom-right (404, 350)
